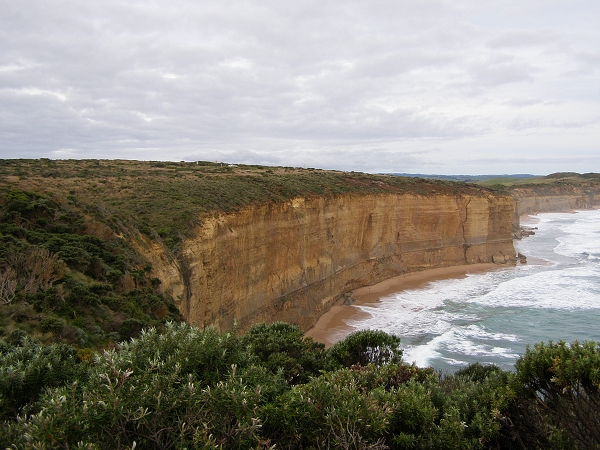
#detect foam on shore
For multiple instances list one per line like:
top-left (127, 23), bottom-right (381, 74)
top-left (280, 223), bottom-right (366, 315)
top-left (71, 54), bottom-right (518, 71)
top-left (305, 263), bottom-right (500, 348)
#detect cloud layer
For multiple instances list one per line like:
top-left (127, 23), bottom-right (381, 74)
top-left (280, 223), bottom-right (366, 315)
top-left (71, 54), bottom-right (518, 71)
top-left (1, 0), bottom-right (599, 174)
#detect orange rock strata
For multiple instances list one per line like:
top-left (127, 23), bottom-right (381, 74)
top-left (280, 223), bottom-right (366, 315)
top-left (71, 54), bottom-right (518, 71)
top-left (146, 193), bottom-right (516, 331)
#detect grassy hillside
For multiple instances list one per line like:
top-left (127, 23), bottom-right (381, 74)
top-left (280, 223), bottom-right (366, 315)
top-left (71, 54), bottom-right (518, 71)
top-left (0, 159), bottom-right (498, 246)
top-left (475, 172), bottom-right (600, 188)
top-left (0, 185), bottom-right (183, 349)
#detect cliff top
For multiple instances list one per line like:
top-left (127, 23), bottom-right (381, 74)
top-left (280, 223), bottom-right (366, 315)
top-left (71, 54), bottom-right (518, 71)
top-left (2, 159), bottom-right (597, 242)
top-left (0, 159), bottom-right (497, 240)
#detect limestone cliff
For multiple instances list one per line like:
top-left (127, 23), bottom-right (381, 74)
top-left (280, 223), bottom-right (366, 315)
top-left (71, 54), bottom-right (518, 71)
top-left (513, 185), bottom-right (600, 215)
top-left (154, 193), bottom-right (515, 331)
top-left (511, 184), bottom-right (600, 236)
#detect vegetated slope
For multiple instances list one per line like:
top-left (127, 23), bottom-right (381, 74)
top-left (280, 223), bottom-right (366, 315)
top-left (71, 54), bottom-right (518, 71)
top-left (477, 171), bottom-right (600, 189)
top-left (0, 159), bottom-right (498, 250)
top-left (387, 173), bottom-right (541, 183)
top-left (2, 322), bottom-right (599, 449)
top-left (0, 185), bottom-right (183, 348)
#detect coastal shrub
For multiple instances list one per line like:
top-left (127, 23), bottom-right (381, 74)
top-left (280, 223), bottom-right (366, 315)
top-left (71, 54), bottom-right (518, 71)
top-left (38, 315), bottom-right (65, 334)
top-left (261, 368), bottom-right (391, 448)
top-left (2, 322), bottom-right (598, 449)
top-left (328, 329), bottom-right (403, 368)
top-left (429, 363), bottom-right (516, 449)
top-left (260, 361), bottom-right (515, 449)
top-left (5, 323), bottom-right (271, 449)
top-left (0, 336), bottom-right (82, 424)
top-left (241, 321), bottom-right (329, 384)
top-left (118, 317), bottom-right (146, 341)
top-left (0, 189), bottom-right (183, 347)
top-left (511, 340), bottom-right (600, 449)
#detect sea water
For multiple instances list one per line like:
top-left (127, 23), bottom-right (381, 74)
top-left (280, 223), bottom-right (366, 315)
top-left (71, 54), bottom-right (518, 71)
top-left (346, 209), bottom-right (600, 372)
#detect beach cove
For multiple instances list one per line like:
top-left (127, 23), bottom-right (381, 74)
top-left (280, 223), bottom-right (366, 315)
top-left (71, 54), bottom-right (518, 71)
top-left (306, 210), bottom-right (600, 372)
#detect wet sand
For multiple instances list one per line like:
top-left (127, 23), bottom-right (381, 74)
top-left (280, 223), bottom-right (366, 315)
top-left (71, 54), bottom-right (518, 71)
top-left (305, 263), bottom-right (501, 347)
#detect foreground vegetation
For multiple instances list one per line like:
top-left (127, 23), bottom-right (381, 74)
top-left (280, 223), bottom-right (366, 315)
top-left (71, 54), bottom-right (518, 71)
top-left (1, 323), bottom-right (599, 449)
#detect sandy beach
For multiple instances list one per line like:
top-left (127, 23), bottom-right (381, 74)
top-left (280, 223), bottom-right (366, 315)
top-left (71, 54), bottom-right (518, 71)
top-left (305, 263), bottom-right (501, 347)
top-left (305, 213), bottom-right (563, 347)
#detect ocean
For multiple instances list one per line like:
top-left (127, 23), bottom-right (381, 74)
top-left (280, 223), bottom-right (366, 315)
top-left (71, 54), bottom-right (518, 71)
top-left (345, 209), bottom-right (600, 372)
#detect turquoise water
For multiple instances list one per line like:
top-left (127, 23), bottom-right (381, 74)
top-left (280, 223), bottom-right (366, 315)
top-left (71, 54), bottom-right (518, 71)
top-left (346, 209), bottom-right (600, 372)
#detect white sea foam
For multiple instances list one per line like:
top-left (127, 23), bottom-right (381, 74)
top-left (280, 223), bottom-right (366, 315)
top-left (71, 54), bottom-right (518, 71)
top-left (469, 266), bottom-right (600, 310)
top-left (554, 211), bottom-right (600, 260)
top-left (402, 331), bottom-right (448, 367)
top-left (460, 324), bottom-right (520, 343)
top-left (342, 209), bottom-right (600, 371)
top-left (402, 325), bottom-right (520, 367)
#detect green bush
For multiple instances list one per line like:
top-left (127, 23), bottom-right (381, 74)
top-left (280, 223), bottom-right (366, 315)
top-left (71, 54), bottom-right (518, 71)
top-left (0, 188), bottom-right (183, 348)
top-left (118, 317), bottom-right (146, 341)
top-left (0, 337), bottom-right (82, 425)
top-left (328, 329), bottom-right (403, 368)
top-left (511, 340), bottom-right (600, 449)
top-left (6, 323), bottom-right (266, 449)
top-left (262, 368), bottom-right (391, 448)
top-left (241, 321), bottom-right (329, 384)
top-left (39, 315), bottom-right (65, 334)
top-left (3, 322), bottom-right (599, 449)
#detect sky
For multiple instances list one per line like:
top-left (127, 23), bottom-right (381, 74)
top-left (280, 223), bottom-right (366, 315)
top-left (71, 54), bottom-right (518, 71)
top-left (1, 1), bottom-right (599, 175)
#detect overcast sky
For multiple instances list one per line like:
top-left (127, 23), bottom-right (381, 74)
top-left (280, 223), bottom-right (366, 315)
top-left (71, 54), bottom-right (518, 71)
top-left (1, 1), bottom-right (599, 174)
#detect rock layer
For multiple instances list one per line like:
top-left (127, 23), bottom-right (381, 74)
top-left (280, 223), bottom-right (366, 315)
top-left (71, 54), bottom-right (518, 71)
top-left (155, 193), bottom-right (516, 331)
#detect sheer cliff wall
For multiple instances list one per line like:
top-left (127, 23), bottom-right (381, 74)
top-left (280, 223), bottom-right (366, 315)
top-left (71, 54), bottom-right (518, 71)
top-left (511, 185), bottom-right (600, 234)
top-left (147, 193), bottom-right (516, 331)
top-left (513, 186), bottom-right (600, 216)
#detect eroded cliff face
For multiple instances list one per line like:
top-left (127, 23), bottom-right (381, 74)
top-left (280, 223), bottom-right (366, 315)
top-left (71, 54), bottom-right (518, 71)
top-left (154, 193), bottom-right (515, 331)
top-left (511, 185), bottom-right (600, 234)
top-left (513, 185), bottom-right (600, 216)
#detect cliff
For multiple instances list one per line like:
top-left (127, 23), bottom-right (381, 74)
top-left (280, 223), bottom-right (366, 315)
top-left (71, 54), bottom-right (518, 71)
top-left (6, 160), bottom-right (600, 336)
top-left (155, 193), bottom-right (516, 331)
top-left (512, 184), bottom-right (600, 215)
top-left (165, 181), bottom-right (600, 332)
top-left (510, 183), bottom-right (600, 237)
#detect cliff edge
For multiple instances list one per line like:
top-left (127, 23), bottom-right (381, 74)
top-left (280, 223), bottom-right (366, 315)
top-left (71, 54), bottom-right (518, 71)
top-left (166, 192), bottom-right (515, 331)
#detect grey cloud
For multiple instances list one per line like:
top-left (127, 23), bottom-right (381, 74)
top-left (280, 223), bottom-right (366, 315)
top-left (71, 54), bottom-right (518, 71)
top-left (486, 30), bottom-right (556, 49)
top-left (1, 0), bottom-right (598, 174)
top-left (508, 116), bottom-right (596, 132)
top-left (503, 98), bottom-right (547, 107)
top-left (468, 56), bottom-right (537, 88)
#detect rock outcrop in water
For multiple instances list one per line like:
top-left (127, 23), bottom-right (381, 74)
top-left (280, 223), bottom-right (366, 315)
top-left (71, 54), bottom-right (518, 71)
top-left (146, 193), bottom-right (516, 331)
